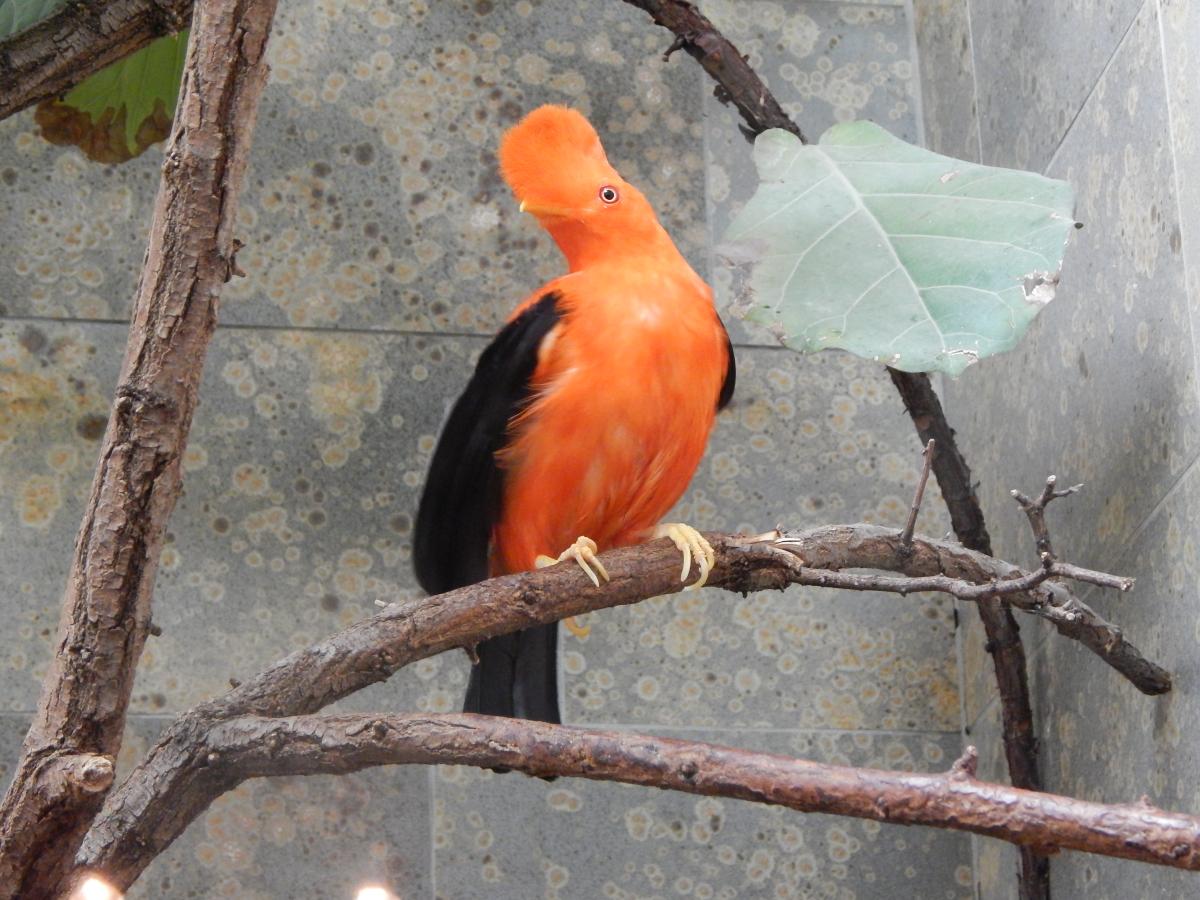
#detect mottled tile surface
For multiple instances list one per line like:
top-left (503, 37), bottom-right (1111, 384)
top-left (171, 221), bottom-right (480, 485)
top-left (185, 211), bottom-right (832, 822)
top-left (0, 714), bottom-right (431, 898)
top-left (1027, 459), bottom-right (1200, 898)
top-left (0, 321), bottom-right (122, 710)
top-left (1161, 0), bottom-right (1200, 386)
top-left (434, 728), bottom-right (972, 899)
top-left (926, 0), bottom-right (1200, 895)
top-left (943, 2), bottom-right (1195, 724)
top-left (0, 320), bottom-right (476, 714)
top-left (912, 0), bottom-right (980, 162)
top-left (948, 0), bottom-right (1196, 728)
top-left (967, 0), bottom-right (1144, 170)
top-left (701, 0), bottom-right (923, 345)
top-left (1, 0), bottom-right (712, 333)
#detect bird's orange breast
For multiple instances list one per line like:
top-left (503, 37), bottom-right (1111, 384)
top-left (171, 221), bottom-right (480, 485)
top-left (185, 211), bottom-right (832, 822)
top-left (492, 263), bottom-right (728, 574)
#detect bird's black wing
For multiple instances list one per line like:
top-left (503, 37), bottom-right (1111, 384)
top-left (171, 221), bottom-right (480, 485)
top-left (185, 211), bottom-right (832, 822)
top-left (717, 318), bottom-right (736, 411)
top-left (413, 291), bottom-right (563, 595)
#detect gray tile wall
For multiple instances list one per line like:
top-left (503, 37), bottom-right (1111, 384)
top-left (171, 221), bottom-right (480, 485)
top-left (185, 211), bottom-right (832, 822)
top-left (919, 0), bottom-right (1200, 896)
top-left (0, 1), bottom-right (975, 897)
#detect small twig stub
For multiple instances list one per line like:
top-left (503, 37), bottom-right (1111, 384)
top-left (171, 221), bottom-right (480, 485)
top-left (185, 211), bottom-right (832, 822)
top-left (900, 439), bottom-right (936, 547)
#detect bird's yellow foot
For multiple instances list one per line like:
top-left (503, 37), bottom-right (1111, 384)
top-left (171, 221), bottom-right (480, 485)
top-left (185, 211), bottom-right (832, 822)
top-left (652, 523), bottom-right (715, 590)
top-left (536, 536), bottom-right (608, 639)
top-left (535, 535), bottom-right (610, 588)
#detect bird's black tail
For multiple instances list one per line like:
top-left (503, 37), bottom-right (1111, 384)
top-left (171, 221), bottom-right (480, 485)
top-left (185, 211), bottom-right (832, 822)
top-left (462, 622), bottom-right (561, 722)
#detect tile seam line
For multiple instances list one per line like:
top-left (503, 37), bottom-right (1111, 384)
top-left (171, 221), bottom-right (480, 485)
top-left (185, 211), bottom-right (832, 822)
top-left (0, 711), bottom-right (960, 739)
top-left (1042, 0), bottom-right (1151, 174)
top-left (903, 0), bottom-right (928, 150)
top-left (572, 723), bottom-right (962, 737)
top-left (1154, 0), bottom-right (1200, 434)
top-left (1112, 448), bottom-right (1200, 573)
top-left (0, 312), bottom-right (789, 352)
top-left (428, 763), bottom-right (437, 900)
top-left (963, 0), bottom-right (985, 163)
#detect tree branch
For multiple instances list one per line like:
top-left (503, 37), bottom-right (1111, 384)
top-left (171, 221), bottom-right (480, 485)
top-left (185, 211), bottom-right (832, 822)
top-left (618, 3), bottom-right (1051, 893)
top-left (620, 0), bottom-right (804, 142)
top-left (0, 0), bottom-right (194, 121)
top-left (75, 709), bottom-right (1200, 891)
top-left (890, 370), bottom-right (1051, 898)
top-left (0, 0), bottom-right (277, 896)
top-left (193, 524), bottom-right (1169, 718)
top-left (201, 714), bottom-right (1200, 871)
top-left (75, 516), bottom-right (1165, 887)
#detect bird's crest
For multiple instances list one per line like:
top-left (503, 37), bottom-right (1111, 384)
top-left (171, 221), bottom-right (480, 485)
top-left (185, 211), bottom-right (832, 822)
top-left (499, 105), bottom-right (617, 203)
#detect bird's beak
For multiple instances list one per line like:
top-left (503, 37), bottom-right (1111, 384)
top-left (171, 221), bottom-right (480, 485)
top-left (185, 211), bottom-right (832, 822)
top-left (518, 199), bottom-right (573, 219)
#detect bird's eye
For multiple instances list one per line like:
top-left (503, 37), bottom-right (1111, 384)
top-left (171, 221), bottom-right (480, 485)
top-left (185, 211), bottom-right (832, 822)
top-left (599, 185), bottom-right (619, 204)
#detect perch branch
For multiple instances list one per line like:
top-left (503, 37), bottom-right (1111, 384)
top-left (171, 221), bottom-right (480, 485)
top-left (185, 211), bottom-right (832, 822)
top-left (76, 514), bottom-right (1164, 887)
top-left (620, 3), bottom-right (1051, 891)
top-left (0, 0), bottom-right (278, 896)
top-left (0, 0), bottom-right (194, 121)
top-left (200, 714), bottom-right (1200, 870)
top-left (77, 710), bottom-right (1200, 890)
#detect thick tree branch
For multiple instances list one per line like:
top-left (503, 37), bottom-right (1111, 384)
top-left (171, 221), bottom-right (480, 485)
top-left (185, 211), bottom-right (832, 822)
top-left (200, 714), bottom-right (1200, 871)
top-left (890, 373), bottom-right (1050, 895)
top-left (0, 0), bottom-right (277, 896)
top-left (620, 3), bottom-right (1050, 893)
top-left (77, 708), bottom-right (1200, 889)
top-left (75, 519), bottom-right (1165, 887)
top-left (198, 525), bottom-right (1168, 718)
top-left (0, 0), bottom-right (193, 121)
top-left (620, 0), bottom-right (804, 142)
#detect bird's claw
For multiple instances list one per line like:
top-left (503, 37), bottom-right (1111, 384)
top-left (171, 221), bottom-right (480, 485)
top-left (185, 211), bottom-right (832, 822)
top-left (652, 523), bottom-right (715, 590)
top-left (536, 535), bottom-right (610, 588)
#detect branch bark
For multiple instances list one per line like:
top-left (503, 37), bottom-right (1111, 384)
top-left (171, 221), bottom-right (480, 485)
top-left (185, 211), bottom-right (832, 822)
top-left (0, 0), bottom-right (277, 896)
top-left (195, 714), bottom-right (1200, 871)
top-left (0, 0), bottom-right (194, 121)
top-left (620, 2), bottom-right (1051, 894)
top-left (889, 370), bottom-right (1051, 897)
top-left (75, 524), bottom-right (1164, 887)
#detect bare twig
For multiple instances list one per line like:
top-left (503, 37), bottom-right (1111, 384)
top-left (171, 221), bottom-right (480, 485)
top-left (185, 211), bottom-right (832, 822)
top-left (1051, 562), bottom-right (1132, 592)
top-left (0, 0), bottom-right (278, 896)
top-left (901, 439), bottom-right (936, 546)
top-left (618, 3), bottom-right (1050, 891)
top-left (1013, 475), bottom-right (1083, 560)
top-left (75, 520), bottom-right (1165, 888)
top-left (0, 0), bottom-right (194, 121)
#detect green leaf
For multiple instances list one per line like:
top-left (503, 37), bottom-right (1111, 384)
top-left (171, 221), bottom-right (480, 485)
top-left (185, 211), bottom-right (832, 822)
top-left (721, 123), bottom-right (1077, 376)
top-left (35, 31), bottom-right (189, 163)
top-left (0, 0), bottom-right (68, 40)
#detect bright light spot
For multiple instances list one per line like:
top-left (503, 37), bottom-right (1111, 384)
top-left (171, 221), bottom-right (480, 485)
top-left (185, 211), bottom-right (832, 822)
top-left (355, 887), bottom-right (395, 900)
top-left (75, 877), bottom-right (122, 900)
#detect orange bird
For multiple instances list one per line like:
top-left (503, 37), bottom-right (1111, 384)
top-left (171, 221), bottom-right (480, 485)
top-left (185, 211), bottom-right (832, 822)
top-left (414, 105), bottom-right (735, 722)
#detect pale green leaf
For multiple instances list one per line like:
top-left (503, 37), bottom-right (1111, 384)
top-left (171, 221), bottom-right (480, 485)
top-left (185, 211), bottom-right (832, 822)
top-left (722, 122), bottom-right (1077, 376)
top-left (0, 0), bottom-right (67, 40)
top-left (58, 30), bottom-right (189, 156)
